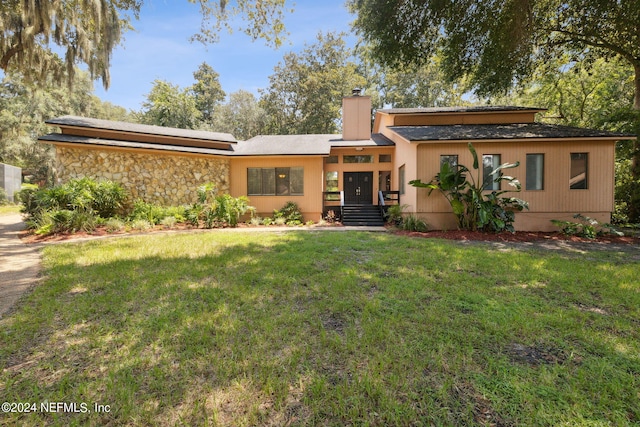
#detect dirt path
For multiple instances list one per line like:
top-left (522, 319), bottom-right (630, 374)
top-left (0, 214), bottom-right (42, 319)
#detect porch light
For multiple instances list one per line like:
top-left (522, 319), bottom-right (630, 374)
top-left (278, 173), bottom-right (286, 178)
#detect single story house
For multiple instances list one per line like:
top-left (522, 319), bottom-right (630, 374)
top-left (39, 93), bottom-right (635, 231)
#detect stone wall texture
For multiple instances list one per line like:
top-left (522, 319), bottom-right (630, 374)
top-left (55, 146), bottom-right (230, 206)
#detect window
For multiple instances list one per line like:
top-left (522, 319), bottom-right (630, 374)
top-left (343, 155), bottom-right (374, 163)
top-left (326, 155), bottom-right (338, 164)
top-left (526, 154), bottom-right (544, 190)
top-left (482, 154), bottom-right (501, 190)
top-left (325, 171), bottom-right (338, 192)
top-left (379, 154), bottom-right (392, 163)
top-left (248, 167), bottom-right (304, 196)
top-left (570, 153), bottom-right (588, 189)
top-left (379, 171), bottom-right (391, 192)
top-left (399, 165), bottom-right (406, 195)
top-left (325, 171), bottom-right (340, 200)
top-left (440, 155), bottom-right (458, 169)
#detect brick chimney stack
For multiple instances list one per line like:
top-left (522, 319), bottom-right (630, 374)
top-left (342, 89), bottom-right (372, 141)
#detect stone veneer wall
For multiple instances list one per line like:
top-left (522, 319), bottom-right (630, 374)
top-left (55, 146), bottom-right (230, 206)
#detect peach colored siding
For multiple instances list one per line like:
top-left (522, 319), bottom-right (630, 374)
top-left (342, 96), bottom-right (372, 140)
top-left (410, 140), bottom-right (616, 231)
top-left (230, 156), bottom-right (324, 220)
top-left (392, 111), bottom-right (537, 126)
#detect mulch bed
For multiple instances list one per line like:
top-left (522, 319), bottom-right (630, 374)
top-left (392, 229), bottom-right (639, 244)
top-left (19, 223), bottom-right (640, 245)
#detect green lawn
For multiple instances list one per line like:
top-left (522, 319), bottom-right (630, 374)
top-left (1, 231), bottom-right (639, 426)
top-left (0, 204), bottom-right (20, 216)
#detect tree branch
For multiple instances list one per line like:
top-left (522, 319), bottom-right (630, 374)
top-left (544, 27), bottom-right (638, 66)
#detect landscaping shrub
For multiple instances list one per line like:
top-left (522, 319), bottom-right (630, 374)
top-left (19, 178), bottom-right (127, 235)
top-left (401, 215), bottom-right (428, 232)
top-left (410, 143), bottom-right (528, 233)
top-left (105, 218), bottom-right (126, 233)
top-left (384, 204), bottom-right (408, 226)
top-left (552, 214), bottom-right (623, 239)
top-left (0, 188), bottom-right (8, 205)
top-left (274, 201), bottom-right (303, 226)
top-left (186, 183), bottom-right (254, 228)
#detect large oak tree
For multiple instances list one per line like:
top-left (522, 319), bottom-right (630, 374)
top-left (1, 1), bottom-right (289, 89)
top-left (348, 0), bottom-right (640, 109)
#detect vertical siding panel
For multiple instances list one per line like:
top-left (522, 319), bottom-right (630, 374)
top-left (407, 139), bottom-right (616, 230)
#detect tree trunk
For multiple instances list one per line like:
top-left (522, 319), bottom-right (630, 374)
top-left (629, 64), bottom-right (640, 223)
top-left (635, 63), bottom-right (640, 111)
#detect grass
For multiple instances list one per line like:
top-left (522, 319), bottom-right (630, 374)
top-left (0, 204), bottom-right (20, 216)
top-left (1, 231), bottom-right (639, 426)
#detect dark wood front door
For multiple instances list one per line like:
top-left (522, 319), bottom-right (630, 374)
top-left (344, 172), bottom-right (373, 205)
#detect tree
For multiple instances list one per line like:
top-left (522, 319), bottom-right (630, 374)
top-left (210, 90), bottom-right (267, 140)
top-left (357, 46), bottom-right (466, 108)
top-left (348, 0), bottom-right (640, 109)
top-left (260, 31), bottom-right (366, 135)
top-left (0, 70), bottom-right (129, 183)
top-left (191, 62), bottom-right (226, 123)
top-left (0, 0), bottom-right (138, 89)
top-left (137, 80), bottom-right (202, 129)
top-left (1, 1), bottom-right (289, 89)
top-left (495, 57), bottom-right (640, 223)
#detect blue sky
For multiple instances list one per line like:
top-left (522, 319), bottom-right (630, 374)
top-left (94, 1), bottom-right (357, 111)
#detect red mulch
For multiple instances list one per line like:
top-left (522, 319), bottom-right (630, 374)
top-left (392, 229), bottom-right (640, 244)
top-left (20, 224), bottom-right (639, 245)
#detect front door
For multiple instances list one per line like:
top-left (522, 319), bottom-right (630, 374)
top-left (344, 172), bottom-right (373, 205)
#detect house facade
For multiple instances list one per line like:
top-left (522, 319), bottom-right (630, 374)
top-left (39, 94), bottom-right (635, 231)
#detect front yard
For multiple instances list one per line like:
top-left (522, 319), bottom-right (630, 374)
top-left (1, 231), bottom-right (639, 425)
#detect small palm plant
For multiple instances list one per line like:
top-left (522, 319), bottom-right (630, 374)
top-left (410, 143), bottom-right (528, 232)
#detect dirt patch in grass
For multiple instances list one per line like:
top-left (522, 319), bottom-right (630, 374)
top-left (505, 343), bottom-right (581, 366)
top-left (452, 380), bottom-right (511, 427)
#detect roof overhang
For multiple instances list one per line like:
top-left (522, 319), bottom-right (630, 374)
top-left (388, 123), bottom-right (636, 144)
top-left (39, 134), bottom-right (234, 157)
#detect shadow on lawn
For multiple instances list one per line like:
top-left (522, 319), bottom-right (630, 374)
top-left (2, 231), bottom-right (639, 425)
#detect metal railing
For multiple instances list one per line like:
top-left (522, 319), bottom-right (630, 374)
top-left (378, 190), bottom-right (400, 219)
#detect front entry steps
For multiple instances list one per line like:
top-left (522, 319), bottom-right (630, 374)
top-left (342, 205), bottom-right (385, 226)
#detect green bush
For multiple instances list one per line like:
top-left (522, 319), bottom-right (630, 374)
top-left (18, 178), bottom-right (125, 235)
top-left (385, 204), bottom-right (408, 226)
top-left (16, 184), bottom-right (41, 215)
top-left (552, 214), bottom-right (623, 239)
top-left (128, 200), bottom-right (167, 225)
top-left (401, 215), bottom-right (429, 232)
top-left (410, 143), bottom-right (528, 233)
top-left (20, 178), bottom-right (127, 222)
top-left (186, 183), bottom-right (254, 228)
top-left (105, 218), bottom-right (126, 233)
top-left (0, 188), bottom-right (8, 205)
top-left (274, 201), bottom-right (304, 226)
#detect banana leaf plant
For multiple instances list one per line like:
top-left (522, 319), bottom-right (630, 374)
top-left (409, 143), bottom-right (529, 232)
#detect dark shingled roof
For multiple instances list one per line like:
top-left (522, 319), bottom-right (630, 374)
top-left (39, 134), bottom-right (235, 156)
top-left (46, 115), bottom-right (237, 144)
top-left (389, 123), bottom-right (635, 142)
top-left (233, 133), bottom-right (394, 156)
top-left (234, 134), bottom-right (334, 156)
top-left (329, 133), bottom-right (394, 148)
top-left (378, 106), bottom-right (546, 115)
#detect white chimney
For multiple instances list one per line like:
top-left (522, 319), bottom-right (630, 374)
top-left (342, 90), bottom-right (372, 141)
